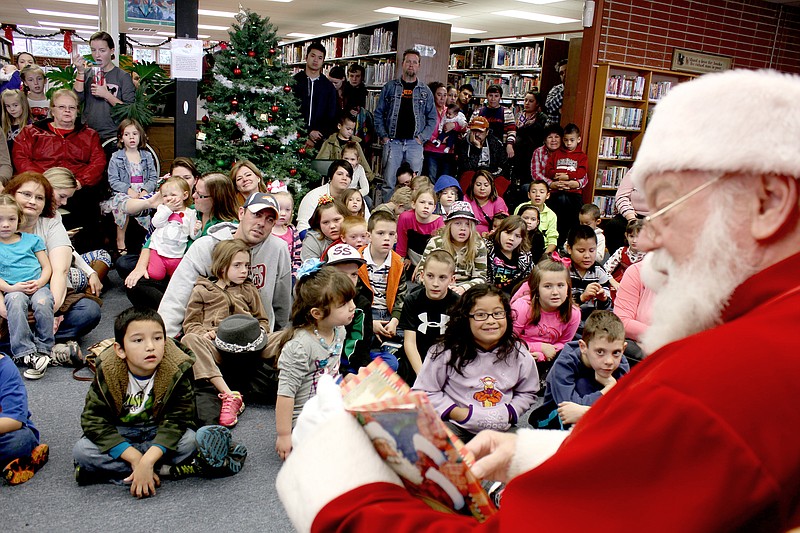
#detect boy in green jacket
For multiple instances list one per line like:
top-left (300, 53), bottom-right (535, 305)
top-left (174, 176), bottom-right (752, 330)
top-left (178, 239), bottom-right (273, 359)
top-left (73, 308), bottom-right (246, 497)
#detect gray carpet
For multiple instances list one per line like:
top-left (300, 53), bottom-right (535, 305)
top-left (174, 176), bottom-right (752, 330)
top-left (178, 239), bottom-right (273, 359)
top-left (4, 270), bottom-right (290, 533)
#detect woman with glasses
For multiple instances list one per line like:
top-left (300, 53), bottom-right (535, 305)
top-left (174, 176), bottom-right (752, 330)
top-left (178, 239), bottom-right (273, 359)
top-left (12, 88), bottom-right (105, 252)
top-left (412, 284), bottom-right (539, 444)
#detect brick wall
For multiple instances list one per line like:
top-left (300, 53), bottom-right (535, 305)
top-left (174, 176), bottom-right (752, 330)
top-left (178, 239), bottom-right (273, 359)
top-left (598, 0), bottom-right (800, 74)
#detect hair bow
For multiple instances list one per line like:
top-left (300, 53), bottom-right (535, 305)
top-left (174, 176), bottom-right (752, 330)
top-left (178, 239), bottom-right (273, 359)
top-left (267, 180), bottom-right (288, 194)
top-left (551, 251), bottom-right (572, 268)
top-left (317, 194), bottom-right (335, 207)
top-left (297, 258), bottom-right (323, 280)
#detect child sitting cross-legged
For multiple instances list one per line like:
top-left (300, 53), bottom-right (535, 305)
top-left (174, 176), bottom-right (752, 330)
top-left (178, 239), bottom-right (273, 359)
top-left (0, 351), bottom-right (49, 485)
top-left (566, 224), bottom-right (612, 331)
top-left (534, 310), bottom-right (629, 429)
top-left (274, 265), bottom-right (357, 460)
top-left (396, 185), bottom-right (443, 276)
top-left (514, 179), bottom-right (558, 255)
top-left (412, 285), bottom-right (539, 443)
top-left (486, 215), bottom-right (533, 295)
top-left (398, 249), bottom-right (459, 383)
top-left (72, 308), bottom-right (247, 496)
top-left (180, 239), bottom-right (270, 427)
top-left (518, 204), bottom-right (546, 262)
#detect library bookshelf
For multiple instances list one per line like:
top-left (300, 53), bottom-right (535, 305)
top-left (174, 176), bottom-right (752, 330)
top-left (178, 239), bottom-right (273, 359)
top-left (586, 63), bottom-right (694, 217)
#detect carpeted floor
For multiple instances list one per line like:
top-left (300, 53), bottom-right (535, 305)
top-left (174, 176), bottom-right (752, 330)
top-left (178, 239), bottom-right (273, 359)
top-left (3, 270), bottom-right (290, 533)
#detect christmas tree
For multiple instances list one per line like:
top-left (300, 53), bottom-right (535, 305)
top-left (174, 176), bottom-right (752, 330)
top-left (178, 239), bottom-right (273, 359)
top-left (197, 9), bottom-right (318, 196)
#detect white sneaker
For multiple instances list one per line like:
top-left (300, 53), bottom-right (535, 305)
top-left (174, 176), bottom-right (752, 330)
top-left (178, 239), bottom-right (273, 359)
top-left (23, 354), bottom-right (49, 380)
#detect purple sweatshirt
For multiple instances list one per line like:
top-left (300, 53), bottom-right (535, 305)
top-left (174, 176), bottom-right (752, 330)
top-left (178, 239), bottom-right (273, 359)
top-left (412, 342), bottom-right (539, 435)
top-left (510, 285), bottom-right (580, 361)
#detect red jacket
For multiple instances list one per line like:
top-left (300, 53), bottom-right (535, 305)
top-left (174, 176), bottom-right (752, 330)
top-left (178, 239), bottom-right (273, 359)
top-left (12, 119), bottom-right (106, 187)
top-left (312, 251), bottom-right (800, 532)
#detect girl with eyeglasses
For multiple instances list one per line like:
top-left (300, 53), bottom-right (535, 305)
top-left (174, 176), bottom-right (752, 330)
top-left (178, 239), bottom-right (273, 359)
top-left (412, 284), bottom-right (539, 444)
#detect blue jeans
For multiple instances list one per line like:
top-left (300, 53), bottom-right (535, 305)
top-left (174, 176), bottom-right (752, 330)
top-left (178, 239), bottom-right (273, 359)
top-left (372, 308), bottom-right (404, 341)
top-left (73, 425), bottom-right (196, 478)
top-left (381, 139), bottom-right (424, 203)
top-left (5, 287), bottom-right (54, 359)
top-left (423, 151), bottom-right (455, 182)
top-left (56, 298), bottom-right (102, 342)
top-left (0, 427), bottom-right (38, 465)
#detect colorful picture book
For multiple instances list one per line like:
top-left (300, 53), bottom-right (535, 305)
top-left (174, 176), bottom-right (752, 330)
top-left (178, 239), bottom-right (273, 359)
top-left (341, 359), bottom-right (497, 522)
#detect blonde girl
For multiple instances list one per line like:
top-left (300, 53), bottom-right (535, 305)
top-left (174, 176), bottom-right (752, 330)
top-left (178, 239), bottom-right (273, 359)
top-left (275, 263), bottom-right (356, 459)
top-left (415, 201), bottom-right (488, 295)
top-left (300, 197), bottom-right (347, 261)
top-left (181, 239), bottom-right (270, 427)
top-left (396, 185), bottom-right (443, 271)
top-left (2, 89), bottom-right (31, 143)
top-left (20, 66), bottom-right (48, 121)
top-left (146, 177), bottom-right (197, 280)
top-left (268, 181), bottom-right (302, 284)
top-left (0, 194), bottom-right (54, 380)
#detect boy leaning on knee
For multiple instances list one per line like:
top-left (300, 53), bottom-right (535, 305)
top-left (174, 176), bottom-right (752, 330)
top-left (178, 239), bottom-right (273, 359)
top-left (72, 307), bottom-right (247, 498)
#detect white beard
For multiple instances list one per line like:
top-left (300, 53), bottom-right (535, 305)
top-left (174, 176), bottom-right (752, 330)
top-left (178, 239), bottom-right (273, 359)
top-left (640, 202), bottom-right (757, 354)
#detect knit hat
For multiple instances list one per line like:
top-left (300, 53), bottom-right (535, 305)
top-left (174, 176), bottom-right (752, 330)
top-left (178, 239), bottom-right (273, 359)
top-left (633, 69), bottom-right (800, 188)
top-left (243, 192), bottom-right (279, 216)
top-left (214, 314), bottom-right (268, 354)
top-left (445, 201), bottom-right (479, 223)
top-left (323, 243), bottom-right (366, 267)
top-left (433, 174), bottom-right (462, 195)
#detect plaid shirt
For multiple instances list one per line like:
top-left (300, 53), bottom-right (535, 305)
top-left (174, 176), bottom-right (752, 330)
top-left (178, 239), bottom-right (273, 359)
top-left (531, 145), bottom-right (551, 183)
top-left (544, 83), bottom-right (564, 127)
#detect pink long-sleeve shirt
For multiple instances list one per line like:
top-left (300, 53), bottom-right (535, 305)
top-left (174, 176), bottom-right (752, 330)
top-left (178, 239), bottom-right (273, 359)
top-left (510, 286), bottom-right (580, 361)
top-left (613, 261), bottom-right (653, 340)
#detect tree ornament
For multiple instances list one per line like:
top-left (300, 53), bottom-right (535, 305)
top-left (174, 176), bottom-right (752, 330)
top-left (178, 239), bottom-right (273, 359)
top-left (271, 105), bottom-right (279, 113)
top-left (202, 115), bottom-right (210, 124)
top-left (269, 48), bottom-right (275, 54)
top-left (248, 50), bottom-right (256, 57)
top-left (206, 95), bottom-right (214, 102)
top-left (251, 133), bottom-right (259, 141)
top-left (280, 145), bottom-right (287, 152)
top-left (289, 168), bottom-right (297, 176)
top-left (267, 114), bottom-right (274, 122)
top-left (263, 143), bottom-right (271, 151)
top-left (234, 67), bottom-right (242, 76)
top-left (220, 42), bottom-right (228, 51)
top-left (216, 159), bottom-right (227, 167)
top-left (283, 85), bottom-right (291, 93)
top-left (298, 147), bottom-right (306, 155)
top-left (231, 98), bottom-right (239, 109)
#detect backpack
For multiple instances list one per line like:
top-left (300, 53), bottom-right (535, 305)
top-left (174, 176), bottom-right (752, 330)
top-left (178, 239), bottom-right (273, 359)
top-left (72, 338), bottom-right (114, 381)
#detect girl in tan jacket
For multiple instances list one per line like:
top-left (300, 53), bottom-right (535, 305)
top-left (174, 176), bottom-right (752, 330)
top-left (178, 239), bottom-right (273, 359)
top-left (181, 239), bottom-right (269, 427)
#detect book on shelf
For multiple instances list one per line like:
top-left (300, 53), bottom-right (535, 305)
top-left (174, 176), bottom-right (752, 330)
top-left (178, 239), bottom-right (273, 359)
top-left (341, 358), bottom-right (497, 522)
top-left (370, 27), bottom-right (395, 55)
top-left (649, 80), bottom-right (673, 101)
top-left (364, 59), bottom-right (396, 87)
top-left (595, 166), bottom-right (628, 188)
top-left (599, 135), bottom-right (633, 159)
top-left (450, 53), bottom-right (466, 70)
top-left (494, 43), bottom-right (542, 68)
top-left (464, 46), bottom-right (491, 69)
top-left (451, 74), bottom-right (539, 100)
top-left (606, 75), bottom-right (646, 100)
top-left (592, 195), bottom-right (616, 218)
top-left (602, 106), bottom-right (642, 129)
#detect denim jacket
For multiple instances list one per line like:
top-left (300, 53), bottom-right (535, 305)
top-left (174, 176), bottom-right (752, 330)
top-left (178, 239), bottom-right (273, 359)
top-left (374, 79), bottom-right (437, 142)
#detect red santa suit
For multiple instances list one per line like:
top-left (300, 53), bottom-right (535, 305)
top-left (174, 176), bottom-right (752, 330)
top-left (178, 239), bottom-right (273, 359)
top-left (277, 251), bottom-right (800, 533)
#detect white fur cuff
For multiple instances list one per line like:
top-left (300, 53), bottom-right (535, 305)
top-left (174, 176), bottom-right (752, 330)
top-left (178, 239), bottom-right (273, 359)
top-left (507, 428), bottom-right (570, 480)
top-left (276, 412), bottom-right (403, 533)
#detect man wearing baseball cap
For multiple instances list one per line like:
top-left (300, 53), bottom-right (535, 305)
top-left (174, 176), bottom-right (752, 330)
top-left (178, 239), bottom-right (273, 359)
top-left (455, 115), bottom-right (508, 179)
top-left (159, 191), bottom-right (292, 338)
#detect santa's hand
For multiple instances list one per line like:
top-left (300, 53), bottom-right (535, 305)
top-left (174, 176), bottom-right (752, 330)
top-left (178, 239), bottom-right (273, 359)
top-left (291, 374), bottom-right (345, 449)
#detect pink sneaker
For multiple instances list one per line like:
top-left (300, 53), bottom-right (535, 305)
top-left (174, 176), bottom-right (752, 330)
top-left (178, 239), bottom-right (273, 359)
top-left (218, 392), bottom-right (244, 427)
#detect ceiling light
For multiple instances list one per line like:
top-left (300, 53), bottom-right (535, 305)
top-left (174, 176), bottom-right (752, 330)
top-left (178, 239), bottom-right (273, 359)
top-left (127, 34), bottom-right (166, 40)
top-left (53, 0), bottom-right (98, 4)
top-left (38, 20), bottom-right (98, 30)
top-left (374, 7), bottom-right (459, 21)
top-left (27, 9), bottom-right (99, 20)
top-left (515, 0), bottom-right (563, 4)
top-left (198, 24), bottom-right (229, 31)
top-left (451, 27), bottom-right (486, 35)
top-left (198, 34), bottom-right (210, 39)
top-left (490, 37), bottom-right (521, 42)
top-left (156, 31), bottom-right (174, 36)
top-left (322, 22), bottom-right (357, 29)
top-left (198, 9), bottom-right (237, 18)
top-left (286, 32), bottom-right (315, 38)
top-left (493, 10), bottom-right (579, 24)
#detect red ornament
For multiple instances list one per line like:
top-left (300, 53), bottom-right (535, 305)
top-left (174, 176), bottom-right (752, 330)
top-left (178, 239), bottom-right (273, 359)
top-left (206, 95), bottom-right (214, 102)
top-left (269, 48), bottom-right (275, 54)
top-left (219, 42), bottom-right (228, 51)
top-left (233, 67), bottom-right (242, 77)
top-left (289, 168), bottom-right (297, 176)
top-left (271, 105), bottom-right (279, 113)
top-left (263, 144), bottom-right (271, 151)
top-left (248, 50), bottom-right (256, 57)
top-left (283, 85), bottom-right (291, 93)
top-left (201, 115), bottom-right (210, 124)
top-left (231, 99), bottom-right (239, 109)
top-left (251, 134), bottom-right (259, 141)
top-left (267, 115), bottom-right (273, 122)
top-left (298, 147), bottom-right (306, 155)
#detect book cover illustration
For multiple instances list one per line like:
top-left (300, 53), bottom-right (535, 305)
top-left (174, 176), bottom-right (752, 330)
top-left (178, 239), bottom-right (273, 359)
top-left (341, 359), bottom-right (497, 522)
